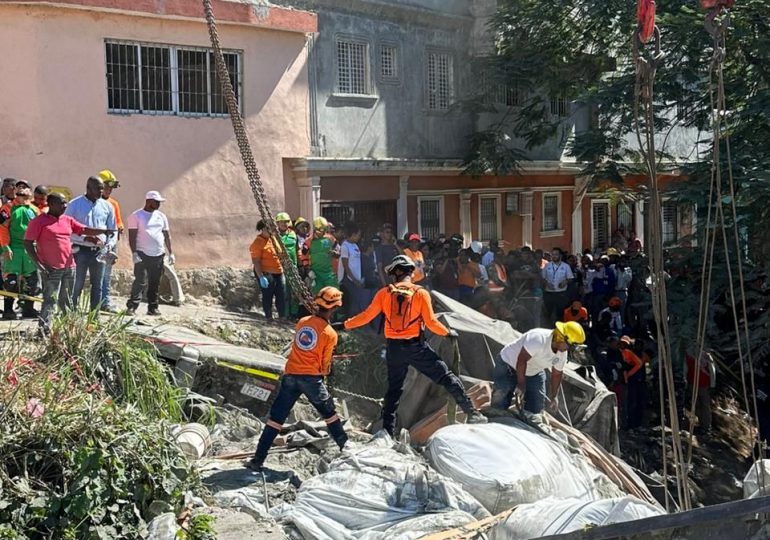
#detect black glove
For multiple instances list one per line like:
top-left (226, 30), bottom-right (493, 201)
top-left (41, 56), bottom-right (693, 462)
top-left (331, 321), bottom-right (345, 331)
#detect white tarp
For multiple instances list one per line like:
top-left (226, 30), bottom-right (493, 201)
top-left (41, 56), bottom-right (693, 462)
top-left (489, 496), bottom-right (665, 539)
top-left (744, 459), bottom-right (770, 499)
top-left (282, 432), bottom-right (489, 540)
top-left (425, 422), bottom-right (624, 514)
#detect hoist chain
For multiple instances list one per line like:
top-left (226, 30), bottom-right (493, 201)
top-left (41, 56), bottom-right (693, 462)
top-left (201, 0), bottom-right (317, 315)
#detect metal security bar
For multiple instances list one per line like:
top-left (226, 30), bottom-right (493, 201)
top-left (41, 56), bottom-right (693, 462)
top-left (426, 51), bottom-right (452, 111)
top-left (543, 194), bottom-right (560, 231)
top-left (419, 199), bottom-right (441, 240)
top-left (380, 44), bottom-right (398, 81)
top-left (480, 196), bottom-right (498, 242)
top-left (336, 39), bottom-right (369, 95)
top-left (105, 39), bottom-right (241, 117)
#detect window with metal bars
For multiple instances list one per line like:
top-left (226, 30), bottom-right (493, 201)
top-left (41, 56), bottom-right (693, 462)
top-left (426, 51), bottom-right (453, 111)
top-left (592, 202), bottom-right (610, 250)
top-left (418, 198), bottom-right (442, 240)
top-left (662, 203), bottom-right (679, 244)
top-left (495, 84), bottom-right (522, 107)
top-left (336, 38), bottom-right (370, 95)
top-left (379, 44), bottom-right (399, 82)
top-left (542, 194), bottom-right (560, 231)
top-left (105, 40), bottom-right (241, 117)
top-left (479, 196), bottom-right (499, 242)
top-left (549, 94), bottom-right (569, 117)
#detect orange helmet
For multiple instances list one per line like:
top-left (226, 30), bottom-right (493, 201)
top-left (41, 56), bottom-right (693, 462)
top-left (315, 287), bottom-right (343, 309)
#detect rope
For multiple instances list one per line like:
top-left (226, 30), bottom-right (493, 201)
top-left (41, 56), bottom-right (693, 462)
top-left (632, 25), bottom-right (692, 511)
top-left (201, 0), bottom-right (316, 315)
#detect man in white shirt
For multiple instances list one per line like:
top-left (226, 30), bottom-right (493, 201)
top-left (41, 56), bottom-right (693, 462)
top-left (541, 248), bottom-right (574, 325)
top-left (491, 321), bottom-right (585, 414)
top-left (125, 191), bottom-right (173, 316)
top-left (338, 222), bottom-right (365, 317)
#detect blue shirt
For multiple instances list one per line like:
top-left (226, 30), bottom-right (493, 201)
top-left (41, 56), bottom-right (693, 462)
top-left (64, 195), bottom-right (116, 247)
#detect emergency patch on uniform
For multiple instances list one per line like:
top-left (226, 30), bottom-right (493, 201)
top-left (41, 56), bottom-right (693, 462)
top-left (295, 326), bottom-right (318, 351)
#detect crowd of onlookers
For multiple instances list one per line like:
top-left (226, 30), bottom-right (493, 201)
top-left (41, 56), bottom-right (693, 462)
top-left (0, 173), bottom-right (174, 333)
top-left (250, 216), bottom-right (719, 433)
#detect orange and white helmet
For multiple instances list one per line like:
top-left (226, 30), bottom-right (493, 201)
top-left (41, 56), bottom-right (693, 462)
top-left (315, 286), bottom-right (343, 309)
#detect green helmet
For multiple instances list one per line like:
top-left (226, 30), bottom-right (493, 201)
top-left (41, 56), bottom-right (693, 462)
top-left (275, 212), bottom-right (291, 223)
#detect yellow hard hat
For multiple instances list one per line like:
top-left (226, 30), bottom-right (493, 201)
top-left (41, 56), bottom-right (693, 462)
top-left (313, 216), bottom-right (329, 231)
top-left (294, 217), bottom-right (308, 228)
top-left (276, 212), bottom-right (291, 223)
top-left (98, 169), bottom-right (119, 188)
top-left (315, 286), bottom-right (343, 309)
top-left (555, 321), bottom-right (586, 345)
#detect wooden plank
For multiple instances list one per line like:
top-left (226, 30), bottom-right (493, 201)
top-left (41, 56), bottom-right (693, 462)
top-left (420, 508), bottom-right (516, 540)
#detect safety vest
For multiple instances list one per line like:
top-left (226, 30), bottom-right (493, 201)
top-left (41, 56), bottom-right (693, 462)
top-left (488, 263), bottom-right (508, 293)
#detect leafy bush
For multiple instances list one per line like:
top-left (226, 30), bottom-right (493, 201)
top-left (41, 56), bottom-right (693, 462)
top-left (0, 312), bottom-right (197, 539)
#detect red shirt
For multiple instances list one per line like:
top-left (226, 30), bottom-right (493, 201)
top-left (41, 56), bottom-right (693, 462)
top-left (24, 214), bottom-right (85, 269)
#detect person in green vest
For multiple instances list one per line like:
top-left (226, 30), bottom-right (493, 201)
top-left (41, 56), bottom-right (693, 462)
top-left (309, 216), bottom-right (339, 294)
top-left (0, 183), bottom-right (40, 319)
top-left (276, 212), bottom-right (299, 319)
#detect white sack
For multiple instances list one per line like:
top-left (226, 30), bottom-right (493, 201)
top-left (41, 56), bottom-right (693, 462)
top-left (489, 496), bottom-right (665, 539)
top-left (425, 421), bottom-right (623, 513)
top-left (744, 459), bottom-right (770, 499)
top-left (283, 432), bottom-right (489, 540)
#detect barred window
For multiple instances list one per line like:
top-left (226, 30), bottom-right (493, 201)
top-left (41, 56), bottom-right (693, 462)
top-left (495, 84), bottom-right (522, 107)
top-left (426, 51), bottom-right (453, 111)
top-left (550, 94), bottom-right (569, 117)
top-left (418, 198), bottom-right (442, 240)
top-left (105, 40), bottom-right (241, 117)
top-left (380, 44), bottom-right (399, 82)
top-left (479, 196), bottom-right (500, 242)
top-left (618, 203), bottom-right (634, 232)
top-left (542, 194), bottom-right (560, 231)
top-left (336, 38), bottom-right (370, 95)
top-left (662, 203), bottom-right (679, 244)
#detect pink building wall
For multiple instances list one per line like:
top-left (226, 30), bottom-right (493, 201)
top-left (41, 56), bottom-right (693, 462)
top-left (0, 3), bottom-right (314, 268)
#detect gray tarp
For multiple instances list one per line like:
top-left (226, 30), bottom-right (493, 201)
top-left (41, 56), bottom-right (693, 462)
top-left (396, 291), bottom-right (619, 453)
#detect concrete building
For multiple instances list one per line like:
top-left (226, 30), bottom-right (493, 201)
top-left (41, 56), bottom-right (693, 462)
top-left (275, 0), bottom-right (696, 253)
top-left (0, 0), bottom-right (316, 268)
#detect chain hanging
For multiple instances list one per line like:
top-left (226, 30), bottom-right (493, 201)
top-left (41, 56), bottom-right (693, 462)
top-left (201, 0), bottom-right (317, 315)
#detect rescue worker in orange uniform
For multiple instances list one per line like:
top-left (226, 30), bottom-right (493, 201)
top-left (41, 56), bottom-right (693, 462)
top-left (247, 287), bottom-right (348, 471)
top-left (344, 255), bottom-right (487, 435)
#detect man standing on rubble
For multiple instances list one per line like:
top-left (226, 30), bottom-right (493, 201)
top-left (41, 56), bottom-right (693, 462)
top-left (247, 287), bottom-right (348, 472)
top-left (491, 321), bottom-right (586, 415)
top-left (344, 255), bottom-right (488, 435)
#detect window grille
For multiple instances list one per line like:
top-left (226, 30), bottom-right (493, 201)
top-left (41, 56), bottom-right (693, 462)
top-left (618, 203), bottom-right (634, 232)
top-left (550, 95), bottom-right (569, 117)
top-left (542, 194), bottom-right (560, 231)
top-left (419, 199), bottom-right (441, 240)
top-left (105, 40), bottom-right (241, 117)
top-left (662, 203), bottom-right (679, 244)
top-left (495, 84), bottom-right (522, 107)
top-left (336, 39), bottom-right (369, 95)
top-left (479, 197), bottom-right (499, 242)
top-left (593, 203), bottom-right (610, 250)
top-left (426, 51), bottom-right (453, 111)
top-left (380, 44), bottom-right (398, 81)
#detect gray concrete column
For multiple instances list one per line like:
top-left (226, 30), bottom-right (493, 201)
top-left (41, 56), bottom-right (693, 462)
top-left (635, 200), bottom-right (645, 246)
top-left (520, 191), bottom-right (533, 248)
top-left (460, 190), bottom-right (472, 247)
top-left (572, 201), bottom-right (583, 254)
top-left (398, 176), bottom-right (409, 238)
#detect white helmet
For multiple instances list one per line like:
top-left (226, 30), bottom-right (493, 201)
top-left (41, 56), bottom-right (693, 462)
top-left (470, 241), bottom-right (483, 254)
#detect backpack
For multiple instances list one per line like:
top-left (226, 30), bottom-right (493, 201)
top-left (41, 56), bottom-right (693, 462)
top-left (387, 282), bottom-right (422, 332)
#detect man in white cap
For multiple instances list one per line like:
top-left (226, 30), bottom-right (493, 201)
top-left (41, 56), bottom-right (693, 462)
top-left (126, 190), bottom-right (173, 316)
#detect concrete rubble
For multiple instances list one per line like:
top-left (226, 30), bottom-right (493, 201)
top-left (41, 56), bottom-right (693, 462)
top-left (135, 299), bottom-right (770, 539)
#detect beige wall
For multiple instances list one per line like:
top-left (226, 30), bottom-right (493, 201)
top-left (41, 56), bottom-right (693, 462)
top-left (0, 5), bottom-right (311, 268)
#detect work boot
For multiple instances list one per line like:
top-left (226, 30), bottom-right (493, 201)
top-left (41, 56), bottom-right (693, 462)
top-left (3, 297), bottom-right (15, 320)
top-left (147, 308), bottom-right (161, 316)
top-left (21, 301), bottom-right (39, 319)
top-left (465, 410), bottom-right (488, 425)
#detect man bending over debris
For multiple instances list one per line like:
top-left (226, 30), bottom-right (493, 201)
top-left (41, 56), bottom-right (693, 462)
top-left (247, 286), bottom-right (348, 472)
top-left (344, 255), bottom-right (487, 435)
top-left (492, 321), bottom-right (586, 415)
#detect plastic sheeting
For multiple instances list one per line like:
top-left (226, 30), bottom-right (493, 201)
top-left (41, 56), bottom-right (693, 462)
top-left (425, 422), bottom-right (625, 514)
top-left (395, 292), bottom-right (619, 453)
top-left (488, 496), bottom-right (665, 539)
top-left (744, 459), bottom-right (770, 499)
top-left (281, 432), bottom-right (490, 540)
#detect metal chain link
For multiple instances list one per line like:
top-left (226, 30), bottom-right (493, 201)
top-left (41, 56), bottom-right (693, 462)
top-left (202, 0), bottom-right (316, 314)
top-left (331, 386), bottom-right (384, 405)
